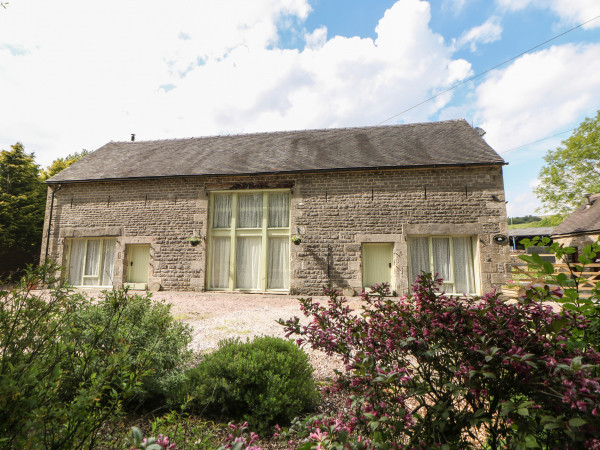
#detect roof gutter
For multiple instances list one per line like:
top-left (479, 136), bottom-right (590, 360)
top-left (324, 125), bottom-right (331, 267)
top-left (44, 161), bottom-right (508, 185)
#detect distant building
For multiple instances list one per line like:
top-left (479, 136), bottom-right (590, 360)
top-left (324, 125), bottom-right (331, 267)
top-left (552, 193), bottom-right (600, 256)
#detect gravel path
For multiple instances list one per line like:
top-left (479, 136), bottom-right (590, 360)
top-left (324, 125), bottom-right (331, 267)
top-left (149, 291), bottom-right (365, 380)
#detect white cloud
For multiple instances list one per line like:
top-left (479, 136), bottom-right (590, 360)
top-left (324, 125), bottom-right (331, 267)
top-left (497, 0), bottom-right (600, 29)
top-left (456, 17), bottom-right (503, 51)
top-left (0, 0), bottom-right (472, 167)
top-left (473, 43), bottom-right (600, 153)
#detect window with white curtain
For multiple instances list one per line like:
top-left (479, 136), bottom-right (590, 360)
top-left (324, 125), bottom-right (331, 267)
top-left (67, 238), bottom-right (116, 287)
top-left (208, 190), bottom-right (290, 291)
top-left (407, 236), bottom-right (477, 294)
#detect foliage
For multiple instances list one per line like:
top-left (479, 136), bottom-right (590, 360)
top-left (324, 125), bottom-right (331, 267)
top-left (217, 421), bottom-right (261, 450)
top-left (535, 111), bottom-right (600, 215)
top-left (41, 149), bottom-right (90, 181)
top-left (124, 426), bottom-right (177, 449)
top-left (0, 142), bottom-right (46, 255)
top-left (0, 263), bottom-right (193, 448)
top-left (507, 215), bottom-right (542, 225)
top-left (519, 236), bottom-right (600, 351)
top-left (67, 289), bottom-right (193, 409)
top-left (148, 411), bottom-right (217, 449)
top-left (280, 279), bottom-right (600, 448)
top-left (184, 336), bottom-right (319, 434)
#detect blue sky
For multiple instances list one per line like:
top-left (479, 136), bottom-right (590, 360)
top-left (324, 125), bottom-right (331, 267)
top-left (1, 0), bottom-right (599, 216)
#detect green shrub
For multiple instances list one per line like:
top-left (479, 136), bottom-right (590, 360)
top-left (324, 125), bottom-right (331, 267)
top-left (184, 336), bottom-right (319, 434)
top-left (0, 263), bottom-right (193, 448)
top-left (65, 289), bottom-right (193, 409)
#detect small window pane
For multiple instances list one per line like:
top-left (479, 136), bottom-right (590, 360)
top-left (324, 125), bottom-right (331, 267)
top-left (210, 237), bottom-right (231, 289)
top-left (101, 240), bottom-right (116, 286)
top-left (408, 237), bottom-right (430, 283)
top-left (268, 193), bottom-right (289, 228)
top-left (68, 240), bottom-right (86, 286)
top-left (432, 238), bottom-right (451, 282)
top-left (236, 237), bottom-right (262, 289)
top-left (238, 194), bottom-right (262, 228)
top-left (453, 237), bottom-right (476, 294)
top-left (213, 194), bottom-right (232, 228)
top-left (84, 240), bottom-right (101, 276)
top-left (268, 237), bottom-right (289, 289)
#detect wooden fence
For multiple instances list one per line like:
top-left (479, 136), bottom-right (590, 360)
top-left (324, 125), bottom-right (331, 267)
top-left (508, 255), bottom-right (600, 298)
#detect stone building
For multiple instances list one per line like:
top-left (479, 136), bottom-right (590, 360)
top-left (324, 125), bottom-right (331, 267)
top-left (41, 120), bottom-right (511, 296)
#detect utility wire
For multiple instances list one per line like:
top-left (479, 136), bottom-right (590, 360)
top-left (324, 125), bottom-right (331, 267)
top-left (376, 14), bottom-right (600, 126)
top-left (500, 128), bottom-right (575, 155)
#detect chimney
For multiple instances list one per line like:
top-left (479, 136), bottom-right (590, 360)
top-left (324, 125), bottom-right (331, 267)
top-left (131, 133), bottom-right (136, 142)
top-left (585, 193), bottom-right (592, 208)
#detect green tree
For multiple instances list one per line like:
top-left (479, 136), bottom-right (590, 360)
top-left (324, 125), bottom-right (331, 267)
top-left (41, 149), bottom-right (89, 180)
top-left (535, 111), bottom-right (600, 215)
top-left (0, 143), bottom-right (46, 257)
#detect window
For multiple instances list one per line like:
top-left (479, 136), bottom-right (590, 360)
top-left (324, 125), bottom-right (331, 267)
top-left (208, 190), bottom-right (290, 291)
top-left (67, 238), bottom-right (116, 287)
top-left (408, 236), bottom-right (477, 294)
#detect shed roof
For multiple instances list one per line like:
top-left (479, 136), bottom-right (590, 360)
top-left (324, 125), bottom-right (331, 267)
top-left (552, 193), bottom-right (600, 237)
top-left (47, 119), bottom-right (505, 184)
top-left (508, 227), bottom-right (554, 238)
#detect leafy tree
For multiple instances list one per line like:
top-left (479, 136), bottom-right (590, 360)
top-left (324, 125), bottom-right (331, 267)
top-left (535, 111), bottom-right (600, 215)
top-left (41, 149), bottom-right (89, 180)
top-left (0, 143), bottom-right (46, 256)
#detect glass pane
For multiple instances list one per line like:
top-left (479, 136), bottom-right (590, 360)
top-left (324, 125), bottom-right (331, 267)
top-left (68, 240), bottom-right (85, 286)
top-left (268, 193), bottom-right (289, 228)
top-left (210, 237), bottom-right (231, 289)
top-left (268, 237), bottom-right (289, 289)
top-left (432, 238), bottom-right (451, 283)
top-left (82, 277), bottom-right (99, 286)
top-left (100, 239), bottom-right (116, 286)
top-left (238, 194), bottom-right (262, 228)
top-left (453, 237), bottom-right (476, 294)
top-left (236, 237), bottom-right (262, 289)
top-left (213, 194), bottom-right (232, 228)
top-left (408, 237), bottom-right (430, 283)
top-left (84, 240), bottom-right (101, 276)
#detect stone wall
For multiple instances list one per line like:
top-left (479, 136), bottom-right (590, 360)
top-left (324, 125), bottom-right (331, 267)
top-left (41, 165), bottom-right (510, 295)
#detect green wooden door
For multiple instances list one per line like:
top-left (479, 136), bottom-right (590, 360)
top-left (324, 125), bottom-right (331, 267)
top-left (362, 243), bottom-right (393, 288)
top-left (127, 244), bottom-right (150, 285)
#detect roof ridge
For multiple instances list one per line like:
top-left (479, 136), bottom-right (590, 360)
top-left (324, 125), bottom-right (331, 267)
top-left (110, 119), bottom-right (469, 145)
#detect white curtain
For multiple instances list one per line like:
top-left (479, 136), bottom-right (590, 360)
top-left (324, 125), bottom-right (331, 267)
top-left (238, 194), bottom-right (262, 228)
top-left (213, 194), bottom-right (232, 228)
top-left (236, 237), bottom-right (262, 289)
top-left (100, 240), bottom-right (116, 286)
top-left (408, 237), bottom-right (430, 283)
top-left (82, 240), bottom-right (101, 285)
top-left (432, 238), bottom-right (452, 290)
top-left (453, 237), bottom-right (475, 294)
top-left (268, 193), bottom-right (289, 228)
top-left (68, 240), bottom-right (86, 286)
top-left (210, 237), bottom-right (231, 288)
top-left (268, 237), bottom-right (289, 289)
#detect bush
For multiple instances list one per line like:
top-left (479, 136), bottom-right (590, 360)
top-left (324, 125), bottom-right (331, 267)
top-left (65, 289), bottom-right (193, 409)
top-left (0, 263), bottom-right (193, 448)
top-left (280, 277), bottom-right (600, 448)
top-left (184, 336), bottom-right (319, 434)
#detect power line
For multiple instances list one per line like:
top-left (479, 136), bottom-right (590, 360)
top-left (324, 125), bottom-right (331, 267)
top-left (376, 14), bottom-right (600, 126)
top-left (500, 128), bottom-right (575, 155)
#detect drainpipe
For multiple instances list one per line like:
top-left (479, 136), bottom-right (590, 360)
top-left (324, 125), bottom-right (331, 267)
top-left (44, 184), bottom-right (62, 264)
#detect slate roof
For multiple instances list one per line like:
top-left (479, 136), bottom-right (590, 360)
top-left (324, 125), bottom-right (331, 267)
top-left (46, 119), bottom-right (505, 184)
top-left (552, 193), bottom-right (600, 237)
top-left (508, 227), bottom-right (554, 238)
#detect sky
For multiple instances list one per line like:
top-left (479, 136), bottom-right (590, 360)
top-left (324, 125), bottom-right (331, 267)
top-left (1, 0), bottom-right (599, 217)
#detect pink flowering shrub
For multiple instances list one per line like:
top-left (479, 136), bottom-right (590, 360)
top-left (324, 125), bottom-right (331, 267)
top-left (280, 274), bottom-right (600, 448)
top-left (217, 421), bottom-right (262, 450)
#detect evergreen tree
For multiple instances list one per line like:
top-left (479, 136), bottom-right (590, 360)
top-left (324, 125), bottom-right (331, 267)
top-left (0, 143), bottom-right (46, 256)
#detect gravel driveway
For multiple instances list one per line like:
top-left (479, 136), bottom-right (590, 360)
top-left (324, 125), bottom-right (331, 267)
top-left (152, 291), bottom-right (366, 380)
